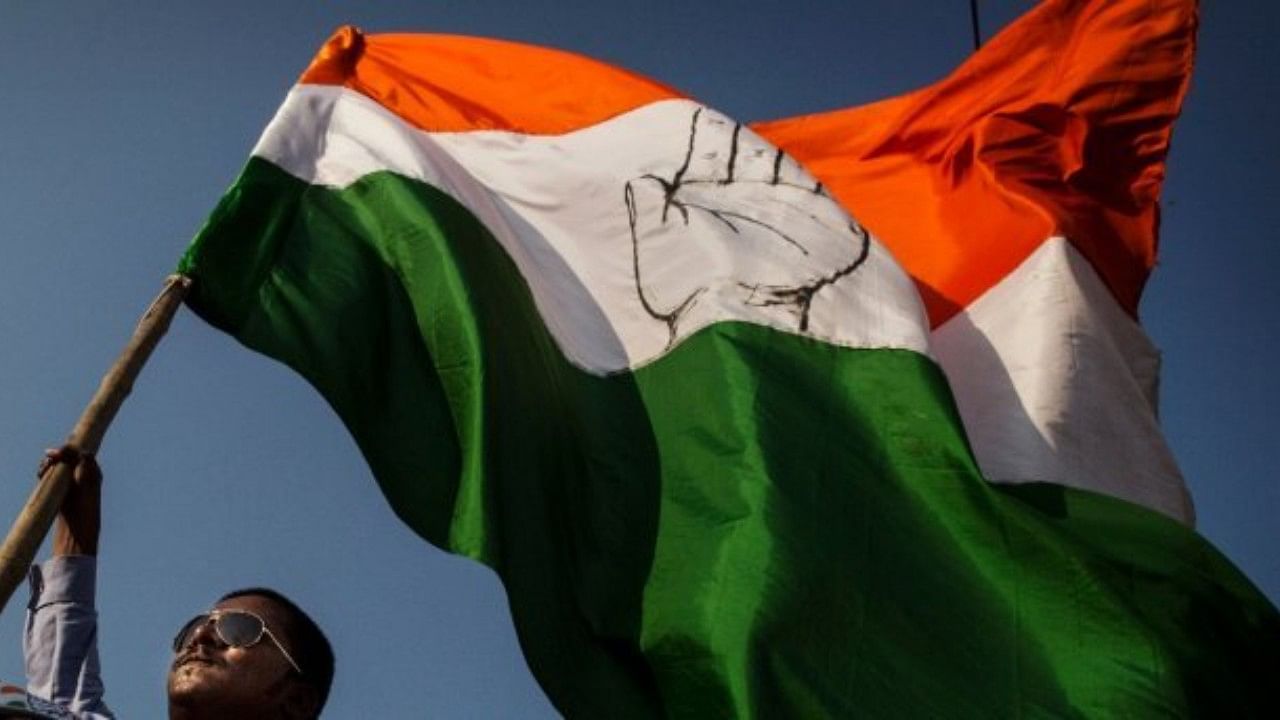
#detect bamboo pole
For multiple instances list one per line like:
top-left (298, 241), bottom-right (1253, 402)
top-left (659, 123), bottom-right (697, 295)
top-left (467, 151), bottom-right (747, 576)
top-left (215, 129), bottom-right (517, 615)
top-left (0, 274), bottom-right (191, 614)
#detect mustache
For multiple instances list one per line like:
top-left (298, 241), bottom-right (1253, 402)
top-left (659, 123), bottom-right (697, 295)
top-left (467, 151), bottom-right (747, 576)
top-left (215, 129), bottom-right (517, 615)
top-left (172, 649), bottom-right (224, 671)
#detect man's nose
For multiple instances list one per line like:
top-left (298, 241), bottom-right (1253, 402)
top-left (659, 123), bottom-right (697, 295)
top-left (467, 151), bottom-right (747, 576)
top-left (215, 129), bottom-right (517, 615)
top-left (185, 616), bottom-right (225, 649)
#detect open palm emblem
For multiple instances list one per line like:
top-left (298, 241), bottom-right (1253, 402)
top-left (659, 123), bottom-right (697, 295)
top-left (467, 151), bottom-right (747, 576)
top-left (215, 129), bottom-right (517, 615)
top-left (624, 107), bottom-right (870, 347)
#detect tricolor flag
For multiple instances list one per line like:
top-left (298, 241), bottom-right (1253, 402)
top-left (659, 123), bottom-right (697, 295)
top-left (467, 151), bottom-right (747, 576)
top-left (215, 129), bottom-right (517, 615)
top-left (179, 0), bottom-right (1279, 716)
top-left (755, 0), bottom-right (1198, 525)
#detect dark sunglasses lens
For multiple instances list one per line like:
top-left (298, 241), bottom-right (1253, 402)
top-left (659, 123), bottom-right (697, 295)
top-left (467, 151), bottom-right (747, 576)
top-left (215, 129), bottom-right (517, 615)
top-left (215, 611), bottom-right (264, 647)
top-left (173, 614), bottom-right (208, 652)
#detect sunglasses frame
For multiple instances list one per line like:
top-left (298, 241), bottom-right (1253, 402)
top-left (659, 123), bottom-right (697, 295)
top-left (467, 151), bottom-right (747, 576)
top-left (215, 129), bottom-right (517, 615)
top-left (173, 608), bottom-right (303, 675)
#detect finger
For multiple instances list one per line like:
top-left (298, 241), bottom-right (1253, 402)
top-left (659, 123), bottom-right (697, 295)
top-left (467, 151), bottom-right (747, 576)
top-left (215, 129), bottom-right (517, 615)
top-left (38, 445), bottom-right (83, 478)
top-left (720, 125), bottom-right (794, 186)
top-left (675, 106), bottom-right (741, 185)
top-left (671, 108), bottom-right (827, 195)
top-left (772, 144), bottom-right (826, 192)
top-left (38, 448), bottom-right (61, 478)
top-left (76, 454), bottom-right (102, 486)
top-left (677, 109), bottom-right (820, 189)
top-left (733, 133), bottom-right (825, 195)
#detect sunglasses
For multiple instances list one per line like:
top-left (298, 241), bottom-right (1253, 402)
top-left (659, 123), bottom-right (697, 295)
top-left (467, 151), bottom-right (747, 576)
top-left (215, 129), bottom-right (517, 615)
top-left (172, 609), bottom-right (303, 675)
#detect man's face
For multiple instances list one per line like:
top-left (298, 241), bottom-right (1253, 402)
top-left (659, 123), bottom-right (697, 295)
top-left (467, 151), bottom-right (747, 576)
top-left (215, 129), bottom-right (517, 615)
top-left (167, 594), bottom-right (303, 718)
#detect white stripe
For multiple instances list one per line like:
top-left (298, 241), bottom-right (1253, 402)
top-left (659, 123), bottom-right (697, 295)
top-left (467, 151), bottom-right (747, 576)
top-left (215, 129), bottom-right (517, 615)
top-left (252, 85), bottom-right (930, 374)
top-left (252, 87), bottom-right (1186, 519)
top-left (932, 238), bottom-right (1193, 524)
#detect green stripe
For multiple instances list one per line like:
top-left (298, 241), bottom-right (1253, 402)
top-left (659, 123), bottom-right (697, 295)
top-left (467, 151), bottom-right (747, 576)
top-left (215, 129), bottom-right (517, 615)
top-left (181, 159), bottom-right (1280, 718)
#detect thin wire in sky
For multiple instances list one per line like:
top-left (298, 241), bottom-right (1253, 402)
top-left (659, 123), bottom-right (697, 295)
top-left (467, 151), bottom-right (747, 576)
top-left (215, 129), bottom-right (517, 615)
top-left (970, 0), bottom-right (983, 50)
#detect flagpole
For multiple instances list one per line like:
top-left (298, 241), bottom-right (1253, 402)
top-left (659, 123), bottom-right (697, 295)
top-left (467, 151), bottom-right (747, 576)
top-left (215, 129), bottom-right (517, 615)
top-left (0, 274), bottom-right (192, 615)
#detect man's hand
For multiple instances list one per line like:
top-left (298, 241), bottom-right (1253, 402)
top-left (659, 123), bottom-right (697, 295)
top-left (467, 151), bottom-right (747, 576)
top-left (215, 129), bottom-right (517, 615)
top-left (39, 446), bottom-right (102, 557)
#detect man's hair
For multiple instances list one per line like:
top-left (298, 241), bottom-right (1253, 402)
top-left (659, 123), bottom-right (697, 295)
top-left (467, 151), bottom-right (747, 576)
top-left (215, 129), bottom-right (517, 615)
top-left (219, 587), bottom-right (334, 714)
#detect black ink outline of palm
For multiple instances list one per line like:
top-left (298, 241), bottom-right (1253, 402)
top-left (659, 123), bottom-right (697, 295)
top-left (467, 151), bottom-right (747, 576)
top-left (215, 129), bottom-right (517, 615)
top-left (624, 107), bottom-right (871, 346)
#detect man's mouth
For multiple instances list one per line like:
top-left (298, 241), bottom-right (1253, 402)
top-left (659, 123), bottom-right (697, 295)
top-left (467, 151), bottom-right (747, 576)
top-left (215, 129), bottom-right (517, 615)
top-left (173, 653), bottom-right (220, 671)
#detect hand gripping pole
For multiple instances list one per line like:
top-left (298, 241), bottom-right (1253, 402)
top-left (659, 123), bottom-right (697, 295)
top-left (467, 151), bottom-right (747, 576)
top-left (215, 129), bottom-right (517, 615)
top-left (0, 275), bottom-right (192, 614)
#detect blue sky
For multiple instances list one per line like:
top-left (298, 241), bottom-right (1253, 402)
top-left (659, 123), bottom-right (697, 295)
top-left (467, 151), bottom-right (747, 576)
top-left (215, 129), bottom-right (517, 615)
top-left (0, 1), bottom-right (1275, 716)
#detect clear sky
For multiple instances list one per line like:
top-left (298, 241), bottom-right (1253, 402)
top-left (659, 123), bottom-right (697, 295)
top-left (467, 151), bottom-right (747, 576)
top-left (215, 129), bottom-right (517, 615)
top-left (0, 1), bottom-right (1275, 717)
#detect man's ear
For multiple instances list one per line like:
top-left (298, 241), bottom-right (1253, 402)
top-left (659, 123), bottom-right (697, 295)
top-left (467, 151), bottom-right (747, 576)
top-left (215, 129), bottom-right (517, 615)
top-left (280, 681), bottom-right (320, 720)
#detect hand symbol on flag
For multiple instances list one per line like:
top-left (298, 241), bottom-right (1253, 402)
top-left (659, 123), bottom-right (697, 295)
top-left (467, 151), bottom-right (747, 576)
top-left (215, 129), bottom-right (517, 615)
top-left (624, 106), bottom-right (870, 347)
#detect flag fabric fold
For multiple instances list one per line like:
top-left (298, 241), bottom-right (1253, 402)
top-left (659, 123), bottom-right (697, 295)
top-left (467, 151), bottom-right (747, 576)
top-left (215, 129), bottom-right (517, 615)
top-left (179, 1), bottom-right (1279, 717)
top-left (755, 0), bottom-right (1199, 523)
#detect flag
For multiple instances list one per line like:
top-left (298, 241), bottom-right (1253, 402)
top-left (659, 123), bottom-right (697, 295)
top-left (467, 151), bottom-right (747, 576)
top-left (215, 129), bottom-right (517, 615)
top-left (754, 0), bottom-right (1198, 525)
top-left (179, 4), bottom-right (1279, 717)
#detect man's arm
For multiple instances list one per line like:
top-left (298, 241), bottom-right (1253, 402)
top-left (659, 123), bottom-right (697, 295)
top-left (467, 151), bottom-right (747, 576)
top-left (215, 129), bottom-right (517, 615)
top-left (23, 448), bottom-right (114, 720)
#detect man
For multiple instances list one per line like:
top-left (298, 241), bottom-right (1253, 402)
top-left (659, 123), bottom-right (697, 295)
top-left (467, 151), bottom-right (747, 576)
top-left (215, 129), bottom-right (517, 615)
top-left (22, 448), bottom-right (334, 719)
